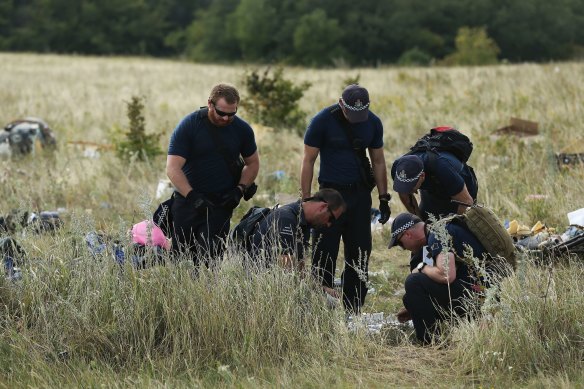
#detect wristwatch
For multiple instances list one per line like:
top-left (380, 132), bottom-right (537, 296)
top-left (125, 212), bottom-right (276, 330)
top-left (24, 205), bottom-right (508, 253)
top-left (379, 193), bottom-right (392, 202)
top-left (416, 262), bottom-right (426, 273)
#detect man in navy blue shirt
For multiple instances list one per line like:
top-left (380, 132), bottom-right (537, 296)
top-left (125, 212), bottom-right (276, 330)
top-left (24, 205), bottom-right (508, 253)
top-left (301, 84), bottom-right (390, 313)
top-left (249, 188), bottom-right (346, 272)
top-left (166, 83), bottom-right (260, 265)
top-left (391, 150), bottom-right (478, 221)
top-left (387, 213), bottom-right (486, 344)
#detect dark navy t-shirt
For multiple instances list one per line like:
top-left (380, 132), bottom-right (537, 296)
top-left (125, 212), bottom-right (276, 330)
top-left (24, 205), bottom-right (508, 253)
top-left (304, 104), bottom-right (383, 185)
top-left (168, 109), bottom-right (257, 194)
top-left (249, 201), bottom-right (309, 261)
top-left (425, 222), bottom-right (486, 284)
top-left (391, 150), bottom-right (478, 219)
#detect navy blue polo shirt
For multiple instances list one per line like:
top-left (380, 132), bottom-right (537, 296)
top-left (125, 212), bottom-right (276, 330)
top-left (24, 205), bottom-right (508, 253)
top-left (391, 150), bottom-right (478, 218)
top-left (304, 104), bottom-right (383, 185)
top-left (425, 222), bottom-right (486, 284)
top-left (168, 109), bottom-right (257, 194)
top-left (249, 201), bottom-right (309, 261)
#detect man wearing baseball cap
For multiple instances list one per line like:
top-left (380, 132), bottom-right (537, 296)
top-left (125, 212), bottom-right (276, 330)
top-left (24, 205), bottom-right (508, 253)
top-left (301, 84), bottom-right (390, 313)
top-left (388, 212), bottom-right (487, 344)
top-left (391, 147), bottom-right (478, 222)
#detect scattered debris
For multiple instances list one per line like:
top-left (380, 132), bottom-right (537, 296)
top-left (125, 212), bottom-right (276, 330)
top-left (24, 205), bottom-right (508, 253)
top-left (0, 117), bottom-right (57, 158)
top-left (494, 117), bottom-right (539, 137)
top-left (555, 140), bottom-right (584, 169)
top-left (347, 312), bottom-right (413, 334)
top-left (156, 179), bottom-right (174, 200)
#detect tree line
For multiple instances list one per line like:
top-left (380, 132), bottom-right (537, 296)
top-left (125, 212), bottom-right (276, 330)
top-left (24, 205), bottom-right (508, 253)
top-left (1, 0), bottom-right (583, 66)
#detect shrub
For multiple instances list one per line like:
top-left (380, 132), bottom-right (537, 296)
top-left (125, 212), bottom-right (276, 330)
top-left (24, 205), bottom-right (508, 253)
top-left (242, 67), bottom-right (311, 136)
top-left (442, 26), bottom-right (500, 66)
top-left (397, 47), bottom-right (433, 66)
top-left (115, 95), bottom-right (163, 162)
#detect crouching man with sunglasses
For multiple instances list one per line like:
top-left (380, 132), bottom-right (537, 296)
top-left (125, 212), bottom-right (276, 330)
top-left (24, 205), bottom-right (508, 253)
top-left (387, 213), bottom-right (487, 345)
top-left (166, 83), bottom-right (259, 266)
top-left (249, 189), bottom-right (346, 273)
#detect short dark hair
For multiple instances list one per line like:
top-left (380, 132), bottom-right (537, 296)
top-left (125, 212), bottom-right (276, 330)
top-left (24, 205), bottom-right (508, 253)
top-left (311, 188), bottom-right (346, 212)
top-left (209, 83), bottom-right (240, 105)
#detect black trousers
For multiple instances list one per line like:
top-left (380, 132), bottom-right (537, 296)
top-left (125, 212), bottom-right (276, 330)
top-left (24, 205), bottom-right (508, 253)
top-left (311, 184), bottom-right (372, 313)
top-left (171, 194), bottom-right (232, 267)
top-left (403, 272), bottom-right (469, 344)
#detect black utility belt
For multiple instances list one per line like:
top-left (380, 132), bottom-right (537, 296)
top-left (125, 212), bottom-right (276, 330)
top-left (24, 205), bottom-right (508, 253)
top-left (319, 181), bottom-right (366, 191)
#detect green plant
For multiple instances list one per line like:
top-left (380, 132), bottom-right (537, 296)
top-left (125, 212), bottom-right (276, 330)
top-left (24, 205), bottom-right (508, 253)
top-left (116, 95), bottom-right (163, 162)
top-left (397, 47), bottom-right (433, 66)
top-left (442, 26), bottom-right (500, 66)
top-left (342, 74), bottom-right (361, 88)
top-left (242, 67), bottom-right (311, 136)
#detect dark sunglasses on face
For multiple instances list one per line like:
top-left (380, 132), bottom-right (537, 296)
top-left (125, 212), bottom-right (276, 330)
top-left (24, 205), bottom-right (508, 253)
top-left (396, 232), bottom-right (405, 249)
top-left (212, 102), bottom-right (237, 117)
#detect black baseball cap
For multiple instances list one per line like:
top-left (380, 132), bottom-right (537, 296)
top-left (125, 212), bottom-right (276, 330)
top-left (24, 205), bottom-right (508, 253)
top-left (388, 213), bottom-right (422, 248)
top-left (392, 155), bottom-right (424, 193)
top-left (341, 84), bottom-right (370, 123)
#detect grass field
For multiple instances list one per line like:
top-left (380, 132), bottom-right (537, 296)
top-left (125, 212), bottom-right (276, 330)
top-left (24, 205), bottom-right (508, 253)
top-left (0, 53), bottom-right (583, 388)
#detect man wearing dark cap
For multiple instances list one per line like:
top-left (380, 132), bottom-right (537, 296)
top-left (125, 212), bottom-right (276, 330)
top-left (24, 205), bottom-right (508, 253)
top-left (391, 146), bottom-right (478, 221)
top-left (388, 212), bottom-right (486, 344)
top-left (301, 84), bottom-right (390, 313)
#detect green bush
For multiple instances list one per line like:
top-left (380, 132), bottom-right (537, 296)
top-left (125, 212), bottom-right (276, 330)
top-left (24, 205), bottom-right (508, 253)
top-left (442, 26), bottom-right (500, 66)
top-left (115, 95), bottom-right (163, 162)
top-left (397, 47), bottom-right (433, 66)
top-left (242, 67), bottom-right (311, 136)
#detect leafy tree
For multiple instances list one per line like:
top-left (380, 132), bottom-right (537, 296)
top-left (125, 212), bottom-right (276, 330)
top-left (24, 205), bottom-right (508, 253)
top-left (292, 9), bottom-right (344, 66)
top-left (442, 26), bottom-right (499, 65)
top-left (232, 0), bottom-right (278, 61)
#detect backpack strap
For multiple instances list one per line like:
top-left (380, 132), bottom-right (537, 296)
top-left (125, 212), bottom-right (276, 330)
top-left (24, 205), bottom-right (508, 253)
top-left (329, 105), bottom-right (373, 188)
top-left (199, 107), bottom-right (244, 182)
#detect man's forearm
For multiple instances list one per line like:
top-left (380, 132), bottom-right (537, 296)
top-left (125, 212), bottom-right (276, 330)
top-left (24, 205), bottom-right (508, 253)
top-left (300, 161), bottom-right (314, 198)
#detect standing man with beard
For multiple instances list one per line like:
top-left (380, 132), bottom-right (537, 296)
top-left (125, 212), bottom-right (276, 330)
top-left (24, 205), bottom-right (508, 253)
top-left (166, 83), bottom-right (259, 265)
top-left (301, 84), bottom-right (391, 313)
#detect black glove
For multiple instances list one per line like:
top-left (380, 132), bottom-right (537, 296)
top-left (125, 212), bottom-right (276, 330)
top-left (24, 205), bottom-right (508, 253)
top-left (186, 191), bottom-right (211, 210)
top-left (221, 187), bottom-right (243, 209)
top-left (243, 182), bottom-right (258, 201)
top-left (378, 194), bottom-right (391, 224)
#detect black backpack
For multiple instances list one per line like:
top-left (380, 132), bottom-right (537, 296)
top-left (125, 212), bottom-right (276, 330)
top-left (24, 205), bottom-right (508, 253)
top-left (409, 126), bottom-right (473, 163)
top-left (230, 205), bottom-right (275, 250)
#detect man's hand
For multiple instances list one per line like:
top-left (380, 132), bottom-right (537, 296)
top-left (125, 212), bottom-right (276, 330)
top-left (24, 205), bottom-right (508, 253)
top-left (186, 191), bottom-right (211, 210)
top-left (323, 286), bottom-right (340, 299)
top-left (396, 307), bottom-right (411, 323)
top-left (220, 187), bottom-right (243, 209)
top-left (378, 193), bottom-right (391, 224)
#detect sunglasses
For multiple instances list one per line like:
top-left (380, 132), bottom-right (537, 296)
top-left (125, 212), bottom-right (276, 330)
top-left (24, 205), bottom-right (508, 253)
top-left (396, 232), bottom-right (405, 249)
top-left (212, 102), bottom-right (237, 117)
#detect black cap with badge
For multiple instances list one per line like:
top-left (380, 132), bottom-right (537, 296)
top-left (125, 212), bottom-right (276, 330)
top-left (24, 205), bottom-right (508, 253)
top-left (341, 84), bottom-right (370, 123)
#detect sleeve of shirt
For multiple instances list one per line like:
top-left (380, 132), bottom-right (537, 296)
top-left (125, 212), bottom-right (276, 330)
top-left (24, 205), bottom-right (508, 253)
top-left (240, 121), bottom-right (258, 158)
top-left (369, 116), bottom-right (384, 149)
top-left (276, 217), bottom-right (297, 255)
top-left (168, 114), bottom-right (194, 158)
top-left (304, 112), bottom-right (326, 148)
top-left (433, 156), bottom-right (465, 196)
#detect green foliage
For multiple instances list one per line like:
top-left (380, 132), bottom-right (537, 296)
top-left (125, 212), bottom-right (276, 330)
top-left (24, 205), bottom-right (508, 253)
top-left (242, 67), bottom-right (311, 136)
top-left (397, 47), bottom-right (433, 66)
top-left (1, 0), bottom-right (584, 65)
top-left (442, 26), bottom-right (500, 66)
top-left (115, 96), bottom-right (162, 162)
top-left (292, 9), bottom-right (345, 67)
top-left (342, 74), bottom-right (361, 88)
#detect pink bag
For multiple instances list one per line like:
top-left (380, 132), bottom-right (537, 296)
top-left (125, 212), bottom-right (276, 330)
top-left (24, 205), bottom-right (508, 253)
top-left (131, 220), bottom-right (170, 250)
